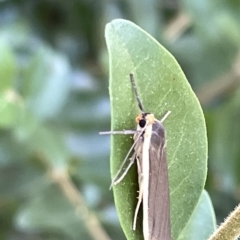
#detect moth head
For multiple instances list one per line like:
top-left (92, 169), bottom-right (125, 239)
top-left (135, 113), bottom-right (155, 128)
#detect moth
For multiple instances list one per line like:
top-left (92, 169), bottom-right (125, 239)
top-left (100, 73), bottom-right (172, 240)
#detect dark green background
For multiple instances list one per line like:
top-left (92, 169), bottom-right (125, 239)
top-left (0, 1), bottom-right (240, 240)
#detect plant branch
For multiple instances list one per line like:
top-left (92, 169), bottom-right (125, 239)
top-left (164, 12), bottom-right (191, 43)
top-left (164, 12), bottom-right (240, 106)
top-left (50, 168), bottom-right (111, 240)
top-left (37, 152), bottom-right (111, 240)
top-left (208, 203), bottom-right (240, 240)
top-left (196, 52), bottom-right (240, 106)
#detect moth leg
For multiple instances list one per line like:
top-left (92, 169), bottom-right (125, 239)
top-left (113, 153), bottom-right (136, 186)
top-left (110, 133), bottom-right (144, 190)
top-left (136, 155), bottom-right (142, 186)
top-left (159, 110), bottom-right (171, 123)
top-left (99, 130), bottom-right (138, 135)
top-left (133, 157), bottom-right (143, 231)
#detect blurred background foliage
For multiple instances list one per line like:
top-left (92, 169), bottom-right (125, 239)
top-left (0, 0), bottom-right (240, 240)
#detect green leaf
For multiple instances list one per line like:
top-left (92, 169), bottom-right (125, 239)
top-left (15, 184), bottom-right (88, 240)
top-left (0, 40), bottom-right (17, 92)
top-left (177, 190), bottom-right (216, 240)
top-left (14, 110), bottom-right (70, 167)
top-left (105, 19), bottom-right (207, 240)
top-left (22, 47), bottom-right (71, 119)
top-left (0, 94), bottom-right (20, 128)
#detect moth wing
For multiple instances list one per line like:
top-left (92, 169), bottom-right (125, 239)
top-left (148, 121), bottom-right (171, 240)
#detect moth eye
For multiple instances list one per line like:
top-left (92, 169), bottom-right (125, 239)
top-left (139, 119), bottom-right (146, 128)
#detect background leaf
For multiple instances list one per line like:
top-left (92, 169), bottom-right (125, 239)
top-left (106, 19), bottom-right (207, 240)
top-left (0, 40), bottom-right (17, 92)
top-left (15, 184), bottom-right (88, 240)
top-left (177, 190), bottom-right (216, 240)
top-left (22, 48), bottom-right (71, 120)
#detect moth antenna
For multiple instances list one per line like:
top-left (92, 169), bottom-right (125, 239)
top-left (130, 73), bottom-right (144, 112)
